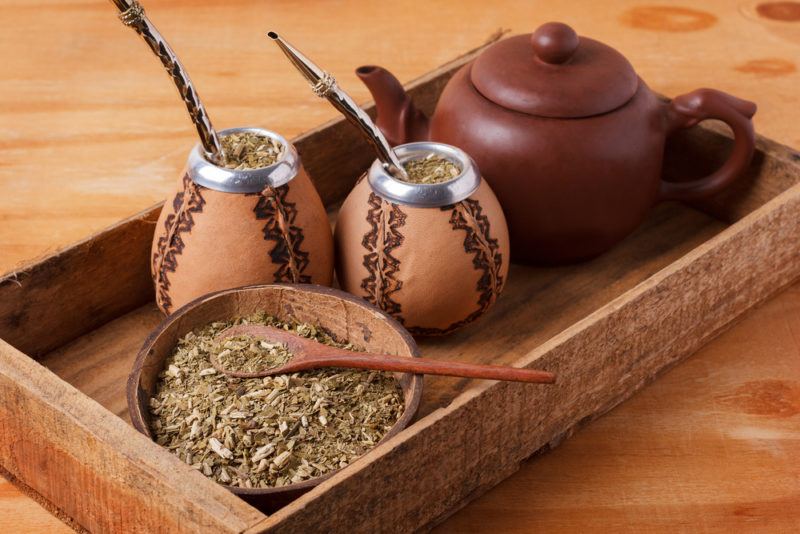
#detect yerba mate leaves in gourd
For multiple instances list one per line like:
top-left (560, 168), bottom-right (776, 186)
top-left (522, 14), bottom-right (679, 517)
top-left (399, 153), bottom-right (461, 184)
top-left (220, 131), bottom-right (284, 170)
top-left (149, 312), bottom-right (404, 489)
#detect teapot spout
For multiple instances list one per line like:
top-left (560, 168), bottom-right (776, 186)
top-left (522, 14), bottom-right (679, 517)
top-left (356, 65), bottom-right (430, 145)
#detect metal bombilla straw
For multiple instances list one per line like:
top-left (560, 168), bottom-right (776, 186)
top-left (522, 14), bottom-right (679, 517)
top-left (109, 0), bottom-right (226, 165)
top-left (267, 31), bottom-right (408, 180)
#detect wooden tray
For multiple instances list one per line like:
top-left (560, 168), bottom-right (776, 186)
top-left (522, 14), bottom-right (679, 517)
top-left (1, 45), bottom-right (799, 533)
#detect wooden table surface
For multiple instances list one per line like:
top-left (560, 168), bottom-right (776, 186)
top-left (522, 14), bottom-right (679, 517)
top-left (1, 0), bottom-right (798, 531)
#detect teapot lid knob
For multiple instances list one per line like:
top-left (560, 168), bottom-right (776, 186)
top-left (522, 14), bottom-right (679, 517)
top-left (531, 22), bottom-right (579, 64)
top-left (470, 21), bottom-right (638, 117)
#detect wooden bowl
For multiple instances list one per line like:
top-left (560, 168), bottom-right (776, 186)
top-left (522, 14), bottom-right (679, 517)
top-left (127, 284), bottom-right (422, 513)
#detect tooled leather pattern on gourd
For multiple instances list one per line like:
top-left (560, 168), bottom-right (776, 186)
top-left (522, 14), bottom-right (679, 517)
top-left (152, 173), bottom-right (206, 313)
top-left (254, 185), bottom-right (312, 284)
top-left (407, 198), bottom-right (504, 336)
top-left (360, 192), bottom-right (406, 318)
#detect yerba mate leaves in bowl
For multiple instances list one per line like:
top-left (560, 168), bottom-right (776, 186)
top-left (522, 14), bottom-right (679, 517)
top-left (213, 335), bottom-right (292, 374)
top-left (148, 312), bottom-right (404, 489)
top-left (400, 153), bottom-right (461, 184)
top-left (220, 131), bottom-right (284, 170)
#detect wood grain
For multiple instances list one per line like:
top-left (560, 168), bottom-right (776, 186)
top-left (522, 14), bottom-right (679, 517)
top-left (438, 282), bottom-right (800, 533)
top-left (249, 179), bottom-right (800, 534)
top-left (0, 338), bottom-right (266, 533)
top-left (10, 133), bottom-right (799, 532)
top-left (2, 0), bottom-right (799, 276)
top-left (0, 206), bottom-right (159, 358)
top-left (0, 466), bottom-right (76, 534)
top-left (2, 0), bottom-right (800, 532)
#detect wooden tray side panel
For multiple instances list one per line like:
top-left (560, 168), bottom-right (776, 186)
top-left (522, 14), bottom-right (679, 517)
top-left (0, 207), bottom-right (159, 358)
top-left (0, 340), bottom-right (266, 533)
top-left (253, 184), bottom-right (800, 533)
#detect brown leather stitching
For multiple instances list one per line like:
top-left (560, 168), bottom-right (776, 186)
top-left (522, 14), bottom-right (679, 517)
top-left (254, 185), bottom-right (311, 283)
top-left (152, 174), bottom-right (206, 313)
top-left (360, 192), bottom-right (405, 320)
top-left (409, 198), bottom-right (503, 336)
top-left (453, 198), bottom-right (505, 307)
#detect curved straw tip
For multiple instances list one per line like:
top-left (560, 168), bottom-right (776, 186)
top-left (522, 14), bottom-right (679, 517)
top-left (267, 31), bottom-right (279, 40)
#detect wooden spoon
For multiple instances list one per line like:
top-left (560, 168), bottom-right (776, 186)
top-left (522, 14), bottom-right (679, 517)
top-left (209, 324), bottom-right (556, 384)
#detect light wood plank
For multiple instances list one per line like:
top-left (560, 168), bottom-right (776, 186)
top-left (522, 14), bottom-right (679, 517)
top-left (3, 0), bottom-right (800, 530)
top-left (438, 282), bottom-right (800, 533)
top-left (4, 0), bottom-right (800, 276)
top-left (0, 471), bottom-right (75, 534)
top-left (0, 207), bottom-right (159, 358)
top-left (39, 303), bottom-right (164, 423)
top-left (248, 183), bottom-right (800, 532)
top-left (0, 339), bottom-right (266, 533)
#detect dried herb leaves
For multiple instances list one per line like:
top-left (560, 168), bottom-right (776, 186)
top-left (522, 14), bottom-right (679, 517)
top-left (400, 153), bottom-right (461, 184)
top-left (215, 334), bottom-right (292, 374)
top-left (149, 312), bottom-right (404, 489)
top-left (220, 131), bottom-right (283, 170)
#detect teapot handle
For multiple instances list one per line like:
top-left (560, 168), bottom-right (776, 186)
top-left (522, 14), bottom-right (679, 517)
top-left (660, 89), bottom-right (756, 201)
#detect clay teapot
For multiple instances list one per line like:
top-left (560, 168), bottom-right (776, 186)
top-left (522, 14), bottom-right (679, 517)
top-left (357, 22), bottom-right (757, 264)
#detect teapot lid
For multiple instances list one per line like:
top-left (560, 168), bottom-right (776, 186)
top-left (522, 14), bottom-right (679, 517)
top-left (470, 22), bottom-right (639, 118)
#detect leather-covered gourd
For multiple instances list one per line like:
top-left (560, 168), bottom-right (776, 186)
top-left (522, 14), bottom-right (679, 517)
top-left (151, 128), bottom-right (333, 314)
top-left (335, 142), bottom-right (509, 336)
top-left (357, 22), bottom-right (757, 264)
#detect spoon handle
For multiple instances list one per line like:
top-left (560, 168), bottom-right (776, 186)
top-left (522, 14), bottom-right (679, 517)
top-left (213, 324), bottom-right (555, 384)
top-left (288, 354), bottom-right (556, 384)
